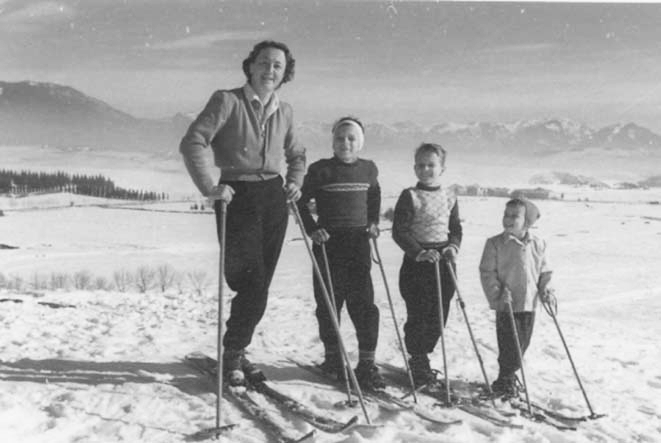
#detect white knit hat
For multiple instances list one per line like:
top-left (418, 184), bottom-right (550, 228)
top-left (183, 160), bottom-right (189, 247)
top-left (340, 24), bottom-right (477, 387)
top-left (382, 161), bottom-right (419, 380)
top-left (332, 117), bottom-right (365, 150)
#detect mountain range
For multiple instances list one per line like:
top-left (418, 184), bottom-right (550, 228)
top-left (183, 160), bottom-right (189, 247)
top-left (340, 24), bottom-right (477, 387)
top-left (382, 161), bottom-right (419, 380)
top-left (2, 80), bottom-right (661, 157)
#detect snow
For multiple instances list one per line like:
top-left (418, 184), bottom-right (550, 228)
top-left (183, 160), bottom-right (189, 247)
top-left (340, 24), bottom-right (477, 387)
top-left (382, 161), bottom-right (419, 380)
top-left (2, 193), bottom-right (661, 442)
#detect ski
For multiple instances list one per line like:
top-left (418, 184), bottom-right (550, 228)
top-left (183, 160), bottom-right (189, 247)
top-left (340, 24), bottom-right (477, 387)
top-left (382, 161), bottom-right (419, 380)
top-left (291, 359), bottom-right (462, 426)
top-left (191, 354), bottom-right (359, 433)
top-left (508, 397), bottom-right (578, 431)
top-left (378, 363), bottom-right (522, 429)
top-left (252, 380), bottom-right (359, 433)
top-left (185, 354), bottom-right (316, 443)
top-left (467, 385), bottom-right (576, 431)
top-left (467, 380), bottom-right (583, 429)
top-left (517, 396), bottom-right (604, 422)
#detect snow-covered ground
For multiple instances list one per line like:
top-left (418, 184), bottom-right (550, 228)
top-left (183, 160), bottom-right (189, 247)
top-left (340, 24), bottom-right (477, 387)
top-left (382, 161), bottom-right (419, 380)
top-left (1, 192), bottom-right (660, 443)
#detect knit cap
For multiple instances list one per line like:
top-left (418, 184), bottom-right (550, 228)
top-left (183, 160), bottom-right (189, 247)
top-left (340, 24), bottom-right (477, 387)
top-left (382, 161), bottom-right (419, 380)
top-left (332, 117), bottom-right (365, 150)
top-left (522, 198), bottom-right (540, 227)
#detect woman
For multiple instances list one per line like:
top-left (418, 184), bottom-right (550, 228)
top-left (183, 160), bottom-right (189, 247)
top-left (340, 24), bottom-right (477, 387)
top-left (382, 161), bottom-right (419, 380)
top-left (180, 40), bottom-right (306, 385)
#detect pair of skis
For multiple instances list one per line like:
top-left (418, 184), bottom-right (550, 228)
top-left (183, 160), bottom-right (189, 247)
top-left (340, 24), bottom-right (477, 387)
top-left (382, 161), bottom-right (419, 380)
top-left (291, 359), bottom-right (463, 427)
top-left (382, 363), bottom-right (585, 431)
top-left (185, 353), bottom-right (357, 442)
top-left (374, 362), bottom-right (523, 429)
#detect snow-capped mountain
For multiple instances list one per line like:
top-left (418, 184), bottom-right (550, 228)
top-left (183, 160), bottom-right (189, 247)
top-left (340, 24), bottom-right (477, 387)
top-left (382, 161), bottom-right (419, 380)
top-left (345, 118), bottom-right (661, 154)
top-left (593, 122), bottom-right (661, 148)
top-left (0, 81), bottom-right (182, 152)
top-left (2, 80), bottom-right (661, 156)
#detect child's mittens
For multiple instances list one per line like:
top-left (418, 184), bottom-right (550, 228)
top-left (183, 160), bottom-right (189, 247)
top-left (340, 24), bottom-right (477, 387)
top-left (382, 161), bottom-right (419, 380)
top-left (539, 287), bottom-right (557, 305)
top-left (367, 223), bottom-right (380, 239)
top-left (415, 249), bottom-right (441, 263)
top-left (441, 245), bottom-right (458, 262)
top-left (499, 287), bottom-right (513, 309)
top-left (310, 228), bottom-right (330, 244)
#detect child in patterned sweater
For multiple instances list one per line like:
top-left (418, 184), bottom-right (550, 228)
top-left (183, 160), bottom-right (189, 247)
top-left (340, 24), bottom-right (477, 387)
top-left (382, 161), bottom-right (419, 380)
top-left (296, 116), bottom-right (384, 390)
top-left (392, 142), bottom-right (462, 388)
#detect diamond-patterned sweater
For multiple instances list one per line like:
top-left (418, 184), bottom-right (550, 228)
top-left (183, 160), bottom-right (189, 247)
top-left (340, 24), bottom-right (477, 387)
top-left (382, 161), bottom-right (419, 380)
top-left (392, 183), bottom-right (462, 258)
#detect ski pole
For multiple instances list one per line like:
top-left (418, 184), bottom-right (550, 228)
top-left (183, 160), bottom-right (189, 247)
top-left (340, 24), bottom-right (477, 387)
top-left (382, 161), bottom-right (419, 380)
top-left (505, 300), bottom-right (532, 416)
top-left (371, 238), bottom-right (418, 403)
top-left (216, 200), bottom-right (226, 436)
top-left (289, 201), bottom-right (371, 424)
top-left (433, 260), bottom-right (451, 406)
top-left (190, 202), bottom-right (233, 443)
top-left (542, 298), bottom-right (603, 419)
top-left (445, 261), bottom-right (496, 407)
top-left (320, 243), bottom-right (354, 407)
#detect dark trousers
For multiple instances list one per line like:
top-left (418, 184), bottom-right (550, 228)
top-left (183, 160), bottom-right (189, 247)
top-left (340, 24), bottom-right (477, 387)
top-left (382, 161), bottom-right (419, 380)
top-left (215, 177), bottom-right (288, 351)
top-left (313, 230), bottom-right (379, 354)
top-left (399, 254), bottom-right (456, 355)
top-left (496, 311), bottom-right (536, 379)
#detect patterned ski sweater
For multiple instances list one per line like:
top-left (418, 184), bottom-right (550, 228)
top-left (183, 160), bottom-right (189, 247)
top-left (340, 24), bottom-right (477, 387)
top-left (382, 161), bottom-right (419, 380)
top-left (297, 157), bottom-right (380, 233)
top-left (392, 183), bottom-right (462, 258)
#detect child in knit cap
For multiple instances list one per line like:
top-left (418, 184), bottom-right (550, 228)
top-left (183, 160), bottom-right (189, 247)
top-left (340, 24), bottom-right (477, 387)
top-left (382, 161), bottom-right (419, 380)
top-left (296, 116), bottom-right (384, 390)
top-left (479, 197), bottom-right (554, 398)
top-left (392, 142), bottom-right (462, 389)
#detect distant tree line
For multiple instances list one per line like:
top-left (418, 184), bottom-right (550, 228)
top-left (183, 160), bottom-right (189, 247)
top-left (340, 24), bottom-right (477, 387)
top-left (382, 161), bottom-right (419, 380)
top-left (0, 169), bottom-right (168, 201)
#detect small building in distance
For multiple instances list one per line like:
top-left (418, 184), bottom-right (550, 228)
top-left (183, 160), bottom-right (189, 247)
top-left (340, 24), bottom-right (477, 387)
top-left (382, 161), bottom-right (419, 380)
top-left (511, 187), bottom-right (553, 200)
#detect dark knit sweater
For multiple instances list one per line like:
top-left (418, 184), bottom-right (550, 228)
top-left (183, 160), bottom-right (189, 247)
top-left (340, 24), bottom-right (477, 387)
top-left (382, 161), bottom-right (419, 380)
top-left (297, 156), bottom-right (380, 234)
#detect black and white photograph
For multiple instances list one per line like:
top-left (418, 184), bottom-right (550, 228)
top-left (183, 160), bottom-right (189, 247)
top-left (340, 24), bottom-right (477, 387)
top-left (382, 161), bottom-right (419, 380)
top-left (1, 1), bottom-right (660, 442)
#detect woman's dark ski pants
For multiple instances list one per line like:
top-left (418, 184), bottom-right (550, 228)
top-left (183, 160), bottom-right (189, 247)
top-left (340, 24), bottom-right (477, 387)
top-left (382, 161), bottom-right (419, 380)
top-left (215, 176), bottom-right (288, 351)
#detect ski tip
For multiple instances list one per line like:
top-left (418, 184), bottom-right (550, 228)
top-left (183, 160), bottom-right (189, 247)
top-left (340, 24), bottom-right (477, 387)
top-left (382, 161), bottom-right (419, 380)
top-left (293, 429), bottom-right (316, 442)
top-left (340, 415), bottom-right (359, 431)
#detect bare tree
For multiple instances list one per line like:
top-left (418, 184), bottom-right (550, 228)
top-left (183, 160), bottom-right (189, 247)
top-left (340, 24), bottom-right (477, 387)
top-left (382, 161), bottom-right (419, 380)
top-left (135, 266), bottom-right (155, 293)
top-left (95, 276), bottom-right (113, 291)
top-left (156, 264), bottom-right (176, 292)
top-left (49, 272), bottom-right (70, 290)
top-left (7, 274), bottom-right (25, 292)
top-left (73, 270), bottom-right (93, 290)
top-left (187, 270), bottom-right (209, 297)
top-left (113, 269), bottom-right (133, 292)
top-left (30, 272), bottom-right (49, 290)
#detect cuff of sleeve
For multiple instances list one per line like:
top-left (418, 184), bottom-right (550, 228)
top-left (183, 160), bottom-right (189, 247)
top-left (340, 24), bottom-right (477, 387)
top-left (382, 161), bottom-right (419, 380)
top-left (201, 180), bottom-right (216, 197)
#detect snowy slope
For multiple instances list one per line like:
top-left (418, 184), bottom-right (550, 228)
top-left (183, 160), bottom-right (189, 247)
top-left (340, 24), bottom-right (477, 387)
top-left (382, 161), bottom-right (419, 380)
top-left (1, 196), bottom-right (661, 442)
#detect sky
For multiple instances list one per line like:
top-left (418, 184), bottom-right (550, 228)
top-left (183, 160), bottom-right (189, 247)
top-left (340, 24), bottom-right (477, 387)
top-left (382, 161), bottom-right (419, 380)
top-left (2, 0), bottom-right (661, 131)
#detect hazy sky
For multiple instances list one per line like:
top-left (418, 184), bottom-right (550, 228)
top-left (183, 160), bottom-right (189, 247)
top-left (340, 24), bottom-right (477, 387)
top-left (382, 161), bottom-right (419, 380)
top-left (2, 0), bottom-right (661, 130)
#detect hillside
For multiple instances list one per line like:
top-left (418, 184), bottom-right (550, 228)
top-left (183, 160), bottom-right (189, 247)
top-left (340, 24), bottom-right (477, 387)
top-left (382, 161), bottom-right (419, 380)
top-left (3, 81), bottom-right (661, 158)
top-left (0, 81), bottom-right (188, 152)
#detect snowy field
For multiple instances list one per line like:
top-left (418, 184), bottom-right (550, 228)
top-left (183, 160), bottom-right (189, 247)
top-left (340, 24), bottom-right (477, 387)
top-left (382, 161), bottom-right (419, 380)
top-left (1, 192), bottom-right (661, 443)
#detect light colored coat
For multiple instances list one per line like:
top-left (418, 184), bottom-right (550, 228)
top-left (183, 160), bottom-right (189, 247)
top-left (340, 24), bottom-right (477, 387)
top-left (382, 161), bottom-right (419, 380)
top-left (479, 231), bottom-right (551, 312)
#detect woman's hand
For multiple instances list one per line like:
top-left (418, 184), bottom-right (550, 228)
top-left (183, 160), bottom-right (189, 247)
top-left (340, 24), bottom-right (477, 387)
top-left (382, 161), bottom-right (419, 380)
top-left (285, 182), bottom-right (301, 202)
top-left (207, 184), bottom-right (235, 205)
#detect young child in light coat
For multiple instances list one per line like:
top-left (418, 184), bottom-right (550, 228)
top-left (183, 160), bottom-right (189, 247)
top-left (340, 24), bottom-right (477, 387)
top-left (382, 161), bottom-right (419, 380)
top-left (479, 198), bottom-right (554, 397)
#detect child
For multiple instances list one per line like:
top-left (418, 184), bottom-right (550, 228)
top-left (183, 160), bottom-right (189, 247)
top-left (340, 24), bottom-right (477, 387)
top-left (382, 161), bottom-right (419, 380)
top-left (479, 198), bottom-right (554, 397)
top-left (392, 143), bottom-right (462, 388)
top-left (296, 116), bottom-right (384, 390)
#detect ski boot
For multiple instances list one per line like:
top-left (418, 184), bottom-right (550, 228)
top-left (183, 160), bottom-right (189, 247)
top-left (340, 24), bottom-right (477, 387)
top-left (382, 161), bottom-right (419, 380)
top-left (355, 359), bottom-right (386, 391)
